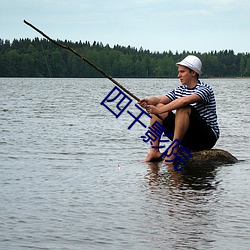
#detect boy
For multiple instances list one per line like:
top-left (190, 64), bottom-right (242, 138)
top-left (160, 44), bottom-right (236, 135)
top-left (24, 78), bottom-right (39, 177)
top-left (138, 55), bottom-right (219, 163)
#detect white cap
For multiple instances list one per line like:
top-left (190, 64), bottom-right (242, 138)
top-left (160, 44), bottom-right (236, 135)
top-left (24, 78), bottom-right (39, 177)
top-left (176, 55), bottom-right (202, 75)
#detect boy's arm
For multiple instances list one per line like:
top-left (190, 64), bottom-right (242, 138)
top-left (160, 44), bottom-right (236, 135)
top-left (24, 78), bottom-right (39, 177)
top-left (146, 94), bottom-right (201, 114)
top-left (138, 95), bottom-right (171, 107)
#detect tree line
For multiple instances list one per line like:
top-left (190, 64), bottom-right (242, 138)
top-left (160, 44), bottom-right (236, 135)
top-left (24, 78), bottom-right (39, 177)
top-left (0, 38), bottom-right (250, 78)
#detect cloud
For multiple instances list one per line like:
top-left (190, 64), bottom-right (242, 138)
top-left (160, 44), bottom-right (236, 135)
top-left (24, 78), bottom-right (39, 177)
top-left (134, 0), bottom-right (168, 5)
top-left (206, 0), bottom-right (237, 4)
top-left (79, 3), bottom-right (89, 10)
top-left (196, 0), bottom-right (250, 10)
top-left (1, 0), bottom-right (250, 53)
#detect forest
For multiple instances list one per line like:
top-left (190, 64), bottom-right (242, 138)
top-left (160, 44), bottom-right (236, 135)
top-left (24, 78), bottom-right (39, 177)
top-left (0, 38), bottom-right (250, 78)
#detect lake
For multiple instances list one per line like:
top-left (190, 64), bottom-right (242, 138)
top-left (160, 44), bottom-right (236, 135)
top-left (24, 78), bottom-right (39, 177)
top-left (0, 78), bottom-right (250, 249)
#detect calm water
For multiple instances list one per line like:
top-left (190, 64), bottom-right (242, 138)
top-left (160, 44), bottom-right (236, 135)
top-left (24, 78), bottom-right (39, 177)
top-left (0, 78), bottom-right (250, 250)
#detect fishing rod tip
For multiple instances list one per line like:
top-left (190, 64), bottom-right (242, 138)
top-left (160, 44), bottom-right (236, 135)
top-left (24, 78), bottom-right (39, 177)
top-left (23, 20), bottom-right (30, 25)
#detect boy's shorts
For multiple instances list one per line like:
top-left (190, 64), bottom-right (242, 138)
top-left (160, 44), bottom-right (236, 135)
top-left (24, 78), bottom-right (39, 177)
top-left (162, 106), bottom-right (217, 151)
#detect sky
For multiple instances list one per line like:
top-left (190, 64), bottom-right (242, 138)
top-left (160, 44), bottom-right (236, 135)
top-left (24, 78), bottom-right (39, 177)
top-left (1, 0), bottom-right (250, 53)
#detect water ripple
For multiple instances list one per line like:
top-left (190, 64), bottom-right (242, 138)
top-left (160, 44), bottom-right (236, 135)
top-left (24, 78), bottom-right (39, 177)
top-left (0, 78), bottom-right (250, 249)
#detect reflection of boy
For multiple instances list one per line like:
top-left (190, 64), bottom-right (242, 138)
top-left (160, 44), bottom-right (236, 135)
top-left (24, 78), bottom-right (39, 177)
top-left (161, 139), bottom-right (192, 171)
top-left (138, 55), bottom-right (219, 163)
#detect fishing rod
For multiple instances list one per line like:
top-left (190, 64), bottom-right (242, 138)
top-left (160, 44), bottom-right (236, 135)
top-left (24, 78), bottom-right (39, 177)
top-left (23, 20), bottom-right (163, 120)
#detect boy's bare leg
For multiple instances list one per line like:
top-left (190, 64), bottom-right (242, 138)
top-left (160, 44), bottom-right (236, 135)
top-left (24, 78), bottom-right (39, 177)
top-left (144, 104), bottom-right (168, 162)
top-left (163, 106), bottom-right (191, 164)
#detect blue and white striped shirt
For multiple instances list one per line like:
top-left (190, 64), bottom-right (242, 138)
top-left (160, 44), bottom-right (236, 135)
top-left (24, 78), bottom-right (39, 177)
top-left (166, 80), bottom-right (220, 139)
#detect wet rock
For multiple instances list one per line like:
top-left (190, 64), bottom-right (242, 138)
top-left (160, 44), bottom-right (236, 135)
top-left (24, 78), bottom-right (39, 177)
top-left (185, 149), bottom-right (238, 167)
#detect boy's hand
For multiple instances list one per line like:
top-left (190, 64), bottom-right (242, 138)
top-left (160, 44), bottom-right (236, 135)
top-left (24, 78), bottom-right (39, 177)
top-left (146, 105), bottom-right (159, 115)
top-left (138, 98), bottom-right (150, 108)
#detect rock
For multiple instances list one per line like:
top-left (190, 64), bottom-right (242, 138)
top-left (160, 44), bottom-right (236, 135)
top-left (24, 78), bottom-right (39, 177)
top-left (185, 148), bottom-right (238, 167)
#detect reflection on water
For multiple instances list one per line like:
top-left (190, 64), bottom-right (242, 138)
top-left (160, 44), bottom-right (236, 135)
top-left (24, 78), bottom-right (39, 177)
top-left (147, 162), bottom-right (219, 190)
top-left (143, 160), bottom-right (250, 249)
top-left (144, 162), bottom-right (220, 249)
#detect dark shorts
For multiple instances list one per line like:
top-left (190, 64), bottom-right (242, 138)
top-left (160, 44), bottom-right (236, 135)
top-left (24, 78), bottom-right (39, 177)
top-left (163, 107), bottom-right (217, 151)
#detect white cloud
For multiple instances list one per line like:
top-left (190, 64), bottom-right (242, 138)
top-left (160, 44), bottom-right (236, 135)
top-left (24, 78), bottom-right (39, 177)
top-left (79, 3), bottom-right (89, 10)
top-left (1, 0), bottom-right (250, 53)
top-left (134, 0), bottom-right (168, 5)
top-left (194, 0), bottom-right (250, 10)
top-left (206, 0), bottom-right (237, 4)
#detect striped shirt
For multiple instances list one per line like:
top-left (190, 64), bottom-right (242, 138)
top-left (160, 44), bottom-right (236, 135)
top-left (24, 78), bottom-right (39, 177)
top-left (166, 80), bottom-right (220, 139)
